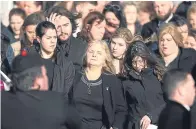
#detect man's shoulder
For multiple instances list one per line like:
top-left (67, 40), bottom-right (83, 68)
top-left (143, 18), bottom-right (159, 28)
top-left (71, 36), bottom-right (87, 45)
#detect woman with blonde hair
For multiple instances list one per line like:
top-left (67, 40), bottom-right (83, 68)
top-left (158, 23), bottom-right (196, 73)
top-left (110, 27), bottom-right (142, 75)
top-left (69, 40), bottom-right (127, 129)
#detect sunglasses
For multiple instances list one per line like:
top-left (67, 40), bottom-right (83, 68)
top-left (104, 4), bottom-right (121, 11)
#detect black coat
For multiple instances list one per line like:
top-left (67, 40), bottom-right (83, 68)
top-left (69, 71), bottom-right (128, 129)
top-left (1, 90), bottom-right (81, 129)
top-left (123, 69), bottom-right (165, 129)
top-left (175, 1), bottom-right (192, 19)
top-left (157, 48), bottom-right (196, 80)
top-left (158, 100), bottom-right (191, 129)
top-left (58, 36), bottom-right (87, 71)
top-left (1, 33), bottom-right (11, 75)
top-left (28, 43), bottom-right (75, 97)
top-left (190, 100), bottom-right (196, 129)
top-left (141, 14), bottom-right (181, 40)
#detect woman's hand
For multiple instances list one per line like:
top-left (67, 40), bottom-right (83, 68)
top-left (140, 115), bottom-right (151, 129)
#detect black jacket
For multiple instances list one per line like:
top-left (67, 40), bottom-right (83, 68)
top-left (158, 100), bottom-right (191, 129)
top-left (175, 1), bottom-right (192, 19)
top-left (141, 14), bottom-right (181, 40)
top-left (156, 48), bottom-right (196, 80)
top-left (69, 71), bottom-right (128, 129)
top-left (1, 33), bottom-right (11, 75)
top-left (190, 100), bottom-right (196, 129)
top-left (58, 36), bottom-right (87, 71)
top-left (123, 69), bottom-right (165, 129)
top-left (28, 43), bottom-right (75, 97)
top-left (1, 90), bottom-right (81, 129)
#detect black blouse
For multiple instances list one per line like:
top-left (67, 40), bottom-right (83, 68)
top-left (41, 58), bottom-right (54, 90)
top-left (73, 74), bottom-right (103, 129)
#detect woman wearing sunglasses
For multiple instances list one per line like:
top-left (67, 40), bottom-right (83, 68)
top-left (103, 4), bottom-right (127, 40)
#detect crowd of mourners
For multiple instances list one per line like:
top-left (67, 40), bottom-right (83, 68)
top-left (1, 1), bottom-right (196, 129)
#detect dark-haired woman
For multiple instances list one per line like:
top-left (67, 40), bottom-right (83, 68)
top-left (123, 40), bottom-right (166, 129)
top-left (7, 12), bottom-right (45, 65)
top-left (28, 21), bottom-right (75, 97)
top-left (8, 8), bottom-right (26, 42)
top-left (77, 11), bottom-right (106, 43)
top-left (103, 4), bottom-right (127, 40)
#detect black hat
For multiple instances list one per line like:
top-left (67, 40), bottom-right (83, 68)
top-left (12, 52), bottom-right (44, 73)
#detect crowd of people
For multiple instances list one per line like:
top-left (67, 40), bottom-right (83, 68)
top-left (1, 1), bottom-right (196, 129)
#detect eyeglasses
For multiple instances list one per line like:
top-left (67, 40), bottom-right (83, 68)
top-left (104, 4), bottom-right (121, 11)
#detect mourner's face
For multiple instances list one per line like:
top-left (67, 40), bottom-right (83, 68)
top-left (86, 43), bottom-right (106, 67)
top-left (105, 11), bottom-right (120, 33)
top-left (24, 1), bottom-right (41, 16)
top-left (132, 56), bottom-right (146, 73)
top-left (153, 1), bottom-right (173, 21)
top-left (110, 37), bottom-right (126, 59)
top-left (159, 33), bottom-right (179, 57)
top-left (10, 15), bottom-right (24, 35)
top-left (177, 24), bottom-right (188, 44)
top-left (124, 5), bottom-right (137, 25)
top-left (183, 74), bottom-right (196, 106)
top-left (90, 19), bottom-right (106, 40)
top-left (38, 28), bottom-right (57, 53)
top-left (55, 15), bottom-right (72, 41)
top-left (189, 13), bottom-right (196, 30)
top-left (138, 11), bottom-right (151, 26)
top-left (25, 24), bottom-right (36, 44)
top-left (184, 36), bottom-right (196, 50)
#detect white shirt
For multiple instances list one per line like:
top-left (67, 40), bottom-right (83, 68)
top-left (183, 104), bottom-right (190, 111)
top-left (158, 13), bottom-right (174, 27)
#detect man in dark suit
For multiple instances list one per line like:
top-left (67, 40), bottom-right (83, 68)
top-left (158, 69), bottom-right (196, 129)
top-left (141, 1), bottom-right (181, 41)
top-left (45, 6), bottom-right (87, 70)
top-left (1, 53), bottom-right (81, 129)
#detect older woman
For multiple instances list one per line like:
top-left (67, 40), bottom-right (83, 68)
top-left (69, 40), bottom-right (127, 129)
top-left (123, 40), bottom-right (166, 129)
top-left (158, 23), bottom-right (196, 73)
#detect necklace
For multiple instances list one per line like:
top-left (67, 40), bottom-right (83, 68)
top-left (81, 75), bottom-right (102, 95)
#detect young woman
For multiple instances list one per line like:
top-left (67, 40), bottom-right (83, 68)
top-left (69, 40), bottom-right (127, 129)
top-left (187, 4), bottom-right (196, 31)
top-left (28, 21), bottom-right (75, 97)
top-left (110, 27), bottom-right (135, 75)
top-left (103, 4), bottom-right (127, 39)
top-left (158, 23), bottom-right (196, 73)
top-left (184, 31), bottom-right (196, 50)
top-left (77, 11), bottom-right (106, 43)
top-left (7, 12), bottom-right (45, 65)
top-left (122, 2), bottom-right (142, 35)
top-left (8, 8), bottom-right (26, 42)
top-left (123, 40), bottom-right (166, 129)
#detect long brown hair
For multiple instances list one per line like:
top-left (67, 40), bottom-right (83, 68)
top-left (111, 28), bottom-right (142, 75)
top-left (77, 11), bottom-right (105, 42)
top-left (20, 11), bottom-right (45, 49)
